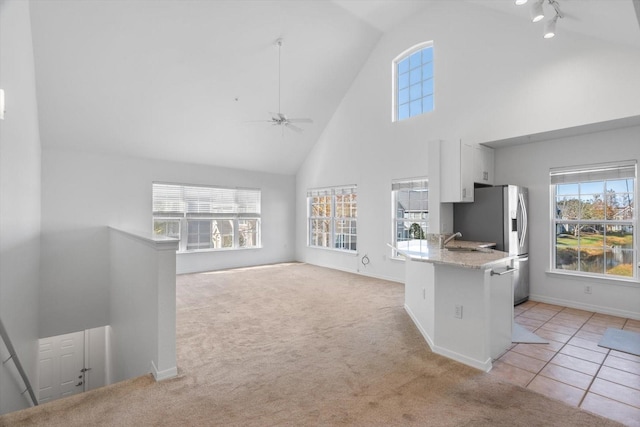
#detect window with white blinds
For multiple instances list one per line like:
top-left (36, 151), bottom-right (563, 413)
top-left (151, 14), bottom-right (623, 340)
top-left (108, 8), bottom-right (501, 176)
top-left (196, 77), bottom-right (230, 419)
top-left (550, 161), bottom-right (637, 280)
top-left (391, 178), bottom-right (429, 258)
top-left (307, 185), bottom-right (357, 252)
top-left (152, 183), bottom-right (261, 252)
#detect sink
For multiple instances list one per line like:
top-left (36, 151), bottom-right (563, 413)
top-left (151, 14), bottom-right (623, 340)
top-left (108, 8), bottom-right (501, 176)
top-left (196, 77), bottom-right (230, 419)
top-left (446, 246), bottom-right (493, 253)
top-left (445, 246), bottom-right (479, 252)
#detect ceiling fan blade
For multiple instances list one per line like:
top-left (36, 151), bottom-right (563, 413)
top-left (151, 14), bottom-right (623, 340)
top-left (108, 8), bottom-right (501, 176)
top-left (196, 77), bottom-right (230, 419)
top-left (285, 123), bottom-right (303, 133)
top-left (286, 118), bottom-right (313, 123)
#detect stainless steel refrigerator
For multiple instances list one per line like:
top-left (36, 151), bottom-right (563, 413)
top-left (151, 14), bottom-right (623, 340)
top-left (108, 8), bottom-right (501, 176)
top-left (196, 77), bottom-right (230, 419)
top-left (453, 185), bottom-right (529, 305)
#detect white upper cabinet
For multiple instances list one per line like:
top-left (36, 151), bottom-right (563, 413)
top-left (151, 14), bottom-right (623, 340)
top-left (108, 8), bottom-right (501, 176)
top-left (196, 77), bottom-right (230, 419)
top-left (441, 140), bottom-right (474, 203)
top-left (440, 140), bottom-right (495, 203)
top-left (474, 144), bottom-right (494, 186)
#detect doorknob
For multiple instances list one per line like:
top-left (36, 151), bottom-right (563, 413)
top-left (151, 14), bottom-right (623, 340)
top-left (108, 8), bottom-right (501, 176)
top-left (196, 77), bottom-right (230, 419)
top-left (75, 381), bottom-right (83, 387)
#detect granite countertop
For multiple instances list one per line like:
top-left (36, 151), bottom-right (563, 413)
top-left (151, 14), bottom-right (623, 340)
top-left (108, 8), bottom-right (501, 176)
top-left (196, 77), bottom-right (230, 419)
top-left (399, 240), bottom-right (513, 269)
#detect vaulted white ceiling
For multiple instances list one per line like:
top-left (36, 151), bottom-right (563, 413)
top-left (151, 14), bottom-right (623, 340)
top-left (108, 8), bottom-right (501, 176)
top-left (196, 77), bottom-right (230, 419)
top-left (28, 0), bottom-right (640, 175)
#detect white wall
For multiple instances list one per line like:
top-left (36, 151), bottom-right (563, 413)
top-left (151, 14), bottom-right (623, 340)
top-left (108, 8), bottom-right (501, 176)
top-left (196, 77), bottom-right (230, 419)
top-left (40, 147), bottom-right (295, 338)
top-left (109, 229), bottom-right (177, 383)
top-left (495, 125), bottom-right (640, 319)
top-left (295, 2), bottom-right (640, 285)
top-left (0, 0), bottom-right (41, 414)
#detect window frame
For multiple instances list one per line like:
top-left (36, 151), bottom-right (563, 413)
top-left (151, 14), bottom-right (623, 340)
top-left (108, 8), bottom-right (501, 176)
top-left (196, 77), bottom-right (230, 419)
top-left (549, 161), bottom-right (637, 282)
top-left (152, 182), bottom-right (261, 253)
top-left (391, 178), bottom-right (429, 259)
top-left (307, 186), bottom-right (357, 253)
top-left (392, 41), bottom-right (434, 122)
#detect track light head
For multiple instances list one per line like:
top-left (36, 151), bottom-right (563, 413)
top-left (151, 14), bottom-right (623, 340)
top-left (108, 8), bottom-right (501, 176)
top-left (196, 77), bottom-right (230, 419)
top-left (543, 13), bottom-right (561, 39)
top-left (530, 0), bottom-right (545, 22)
top-left (543, 16), bottom-right (557, 38)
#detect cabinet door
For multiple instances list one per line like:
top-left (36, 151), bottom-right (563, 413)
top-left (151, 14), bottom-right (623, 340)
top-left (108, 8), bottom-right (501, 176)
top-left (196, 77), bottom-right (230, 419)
top-left (474, 145), bottom-right (494, 185)
top-left (440, 140), bottom-right (461, 203)
top-left (460, 142), bottom-right (474, 202)
top-left (440, 140), bottom-right (474, 203)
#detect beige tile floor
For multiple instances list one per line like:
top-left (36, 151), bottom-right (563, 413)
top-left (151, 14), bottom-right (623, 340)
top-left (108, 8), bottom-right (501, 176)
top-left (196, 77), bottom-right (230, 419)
top-left (489, 300), bottom-right (640, 427)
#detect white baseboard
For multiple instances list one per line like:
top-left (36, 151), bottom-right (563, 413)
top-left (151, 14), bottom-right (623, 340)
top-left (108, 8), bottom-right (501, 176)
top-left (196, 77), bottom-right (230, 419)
top-left (150, 360), bottom-right (178, 381)
top-left (430, 345), bottom-right (492, 373)
top-left (354, 268), bottom-right (402, 284)
top-left (404, 305), bottom-right (491, 372)
top-left (304, 261), bottom-right (402, 284)
top-left (404, 304), bottom-right (435, 348)
top-left (529, 294), bottom-right (640, 321)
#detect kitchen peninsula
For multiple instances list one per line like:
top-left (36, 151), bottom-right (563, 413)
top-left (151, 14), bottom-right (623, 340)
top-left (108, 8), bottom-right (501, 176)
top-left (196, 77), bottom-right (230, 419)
top-left (403, 240), bottom-right (515, 372)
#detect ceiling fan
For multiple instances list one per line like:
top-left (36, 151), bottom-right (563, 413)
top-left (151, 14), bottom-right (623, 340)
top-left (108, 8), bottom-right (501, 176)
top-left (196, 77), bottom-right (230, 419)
top-left (254, 38), bottom-right (313, 133)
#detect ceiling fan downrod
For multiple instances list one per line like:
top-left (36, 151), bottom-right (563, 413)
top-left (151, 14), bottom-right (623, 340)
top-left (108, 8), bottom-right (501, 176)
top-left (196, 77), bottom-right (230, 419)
top-left (276, 38), bottom-right (283, 115)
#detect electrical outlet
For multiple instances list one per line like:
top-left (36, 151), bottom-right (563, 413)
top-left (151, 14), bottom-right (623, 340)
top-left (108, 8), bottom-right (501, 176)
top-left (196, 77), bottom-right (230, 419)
top-left (454, 305), bottom-right (463, 319)
top-left (585, 285), bottom-right (592, 294)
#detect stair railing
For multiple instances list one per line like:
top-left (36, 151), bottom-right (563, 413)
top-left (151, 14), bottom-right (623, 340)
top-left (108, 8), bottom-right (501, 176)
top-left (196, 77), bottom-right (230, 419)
top-left (0, 317), bottom-right (38, 407)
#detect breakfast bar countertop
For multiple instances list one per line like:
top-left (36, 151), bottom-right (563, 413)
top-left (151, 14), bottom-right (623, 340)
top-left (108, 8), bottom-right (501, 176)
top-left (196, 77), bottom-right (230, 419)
top-left (399, 240), bottom-right (513, 269)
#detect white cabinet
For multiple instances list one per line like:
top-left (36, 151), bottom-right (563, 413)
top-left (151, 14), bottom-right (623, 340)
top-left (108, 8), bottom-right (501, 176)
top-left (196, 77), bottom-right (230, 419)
top-left (440, 140), bottom-right (495, 203)
top-left (440, 140), bottom-right (474, 203)
top-left (474, 144), bottom-right (494, 185)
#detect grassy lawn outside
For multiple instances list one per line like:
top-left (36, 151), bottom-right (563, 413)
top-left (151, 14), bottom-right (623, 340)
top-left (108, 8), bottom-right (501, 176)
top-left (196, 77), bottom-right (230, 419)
top-left (557, 232), bottom-right (632, 248)
top-left (556, 232), bottom-right (634, 277)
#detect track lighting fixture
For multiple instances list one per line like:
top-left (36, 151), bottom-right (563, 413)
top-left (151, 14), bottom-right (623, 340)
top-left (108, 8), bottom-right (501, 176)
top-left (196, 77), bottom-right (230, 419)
top-left (530, 0), bottom-right (545, 23)
top-left (516, 0), bottom-right (564, 39)
top-left (543, 14), bottom-right (558, 38)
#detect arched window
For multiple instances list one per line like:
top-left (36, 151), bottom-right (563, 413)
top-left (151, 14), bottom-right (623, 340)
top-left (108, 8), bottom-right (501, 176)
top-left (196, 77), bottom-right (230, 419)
top-left (393, 41), bottom-right (434, 121)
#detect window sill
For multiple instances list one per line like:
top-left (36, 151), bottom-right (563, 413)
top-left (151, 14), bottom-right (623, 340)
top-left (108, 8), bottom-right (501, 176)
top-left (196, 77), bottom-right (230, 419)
top-left (177, 247), bottom-right (262, 254)
top-left (545, 270), bottom-right (640, 287)
top-left (308, 246), bottom-right (358, 255)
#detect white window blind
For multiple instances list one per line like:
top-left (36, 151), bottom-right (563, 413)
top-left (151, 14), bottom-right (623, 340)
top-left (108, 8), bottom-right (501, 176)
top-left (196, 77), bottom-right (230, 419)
top-left (153, 183), bottom-right (261, 218)
top-left (307, 185), bottom-right (356, 197)
top-left (392, 178), bottom-right (429, 191)
top-left (550, 161), bottom-right (637, 184)
top-left (152, 184), bottom-right (185, 216)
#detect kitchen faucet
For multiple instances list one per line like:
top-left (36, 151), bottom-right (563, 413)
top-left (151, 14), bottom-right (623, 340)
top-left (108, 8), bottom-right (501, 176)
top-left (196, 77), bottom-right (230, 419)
top-left (440, 232), bottom-right (462, 249)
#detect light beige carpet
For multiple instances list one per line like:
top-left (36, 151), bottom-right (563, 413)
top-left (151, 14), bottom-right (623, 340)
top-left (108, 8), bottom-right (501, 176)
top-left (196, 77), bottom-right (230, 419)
top-left (0, 263), bottom-right (622, 426)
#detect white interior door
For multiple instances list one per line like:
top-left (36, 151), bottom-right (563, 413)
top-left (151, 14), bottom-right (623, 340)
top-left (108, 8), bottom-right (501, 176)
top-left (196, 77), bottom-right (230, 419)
top-left (38, 331), bottom-right (85, 404)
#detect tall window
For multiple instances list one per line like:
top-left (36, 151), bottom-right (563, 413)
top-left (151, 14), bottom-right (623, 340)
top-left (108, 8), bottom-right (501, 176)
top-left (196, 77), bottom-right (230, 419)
top-left (392, 178), bottom-right (429, 257)
top-left (152, 183), bottom-right (261, 252)
top-left (308, 186), bottom-right (357, 252)
top-left (551, 161), bottom-right (637, 280)
top-left (393, 42), bottom-right (434, 121)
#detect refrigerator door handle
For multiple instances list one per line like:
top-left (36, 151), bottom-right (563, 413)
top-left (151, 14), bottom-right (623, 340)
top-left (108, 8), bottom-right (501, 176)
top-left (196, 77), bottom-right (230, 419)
top-left (519, 192), bottom-right (528, 249)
